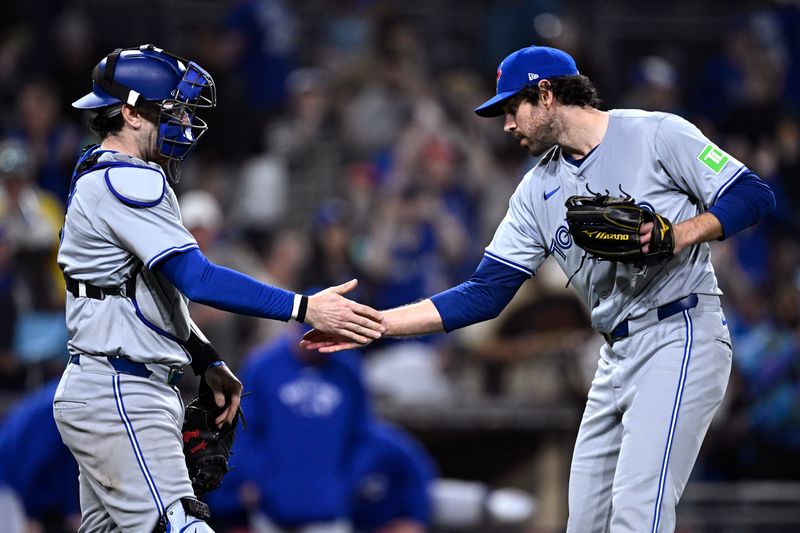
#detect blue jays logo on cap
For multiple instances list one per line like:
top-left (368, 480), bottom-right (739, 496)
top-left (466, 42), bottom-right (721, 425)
top-left (476, 45), bottom-right (579, 117)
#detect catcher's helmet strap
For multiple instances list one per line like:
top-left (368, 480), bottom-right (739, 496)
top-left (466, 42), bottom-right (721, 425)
top-left (93, 47), bottom-right (161, 116)
top-left (102, 48), bottom-right (123, 86)
top-left (93, 66), bottom-right (160, 117)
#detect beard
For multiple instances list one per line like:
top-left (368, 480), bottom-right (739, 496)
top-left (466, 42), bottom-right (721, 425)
top-left (521, 114), bottom-right (561, 157)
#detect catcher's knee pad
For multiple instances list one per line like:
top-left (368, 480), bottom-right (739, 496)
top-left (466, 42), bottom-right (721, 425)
top-left (153, 497), bottom-right (214, 533)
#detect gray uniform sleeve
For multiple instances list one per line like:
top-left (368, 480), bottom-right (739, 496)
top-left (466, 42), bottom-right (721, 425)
top-left (485, 175), bottom-right (547, 276)
top-left (654, 114), bottom-right (747, 207)
top-left (94, 186), bottom-right (198, 270)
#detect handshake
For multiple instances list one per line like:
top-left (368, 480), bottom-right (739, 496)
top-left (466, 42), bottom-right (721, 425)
top-left (298, 278), bottom-right (386, 353)
top-left (298, 279), bottom-right (442, 353)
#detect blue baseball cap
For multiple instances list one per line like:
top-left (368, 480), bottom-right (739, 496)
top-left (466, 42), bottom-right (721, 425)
top-left (474, 45), bottom-right (579, 117)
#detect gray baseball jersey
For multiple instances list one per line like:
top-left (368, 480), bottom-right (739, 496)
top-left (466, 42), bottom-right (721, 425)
top-left (54, 151), bottom-right (199, 531)
top-left (58, 151), bottom-right (198, 366)
top-left (487, 109), bottom-right (744, 333)
top-left (486, 109), bottom-right (740, 531)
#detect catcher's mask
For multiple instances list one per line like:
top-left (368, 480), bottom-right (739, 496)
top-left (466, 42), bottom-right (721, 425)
top-left (73, 44), bottom-right (216, 183)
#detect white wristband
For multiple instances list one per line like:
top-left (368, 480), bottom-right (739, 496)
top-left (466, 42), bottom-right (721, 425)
top-left (291, 294), bottom-right (303, 321)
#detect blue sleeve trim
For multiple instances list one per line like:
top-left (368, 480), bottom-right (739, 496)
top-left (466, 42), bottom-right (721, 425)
top-left (156, 248), bottom-right (295, 320)
top-left (430, 256), bottom-right (527, 332)
top-left (708, 170), bottom-right (776, 239)
top-left (147, 243), bottom-right (200, 270)
top-left (483, 250), bottom-right (534, 277)
top-left (710, 165), bottom-right (748, 206)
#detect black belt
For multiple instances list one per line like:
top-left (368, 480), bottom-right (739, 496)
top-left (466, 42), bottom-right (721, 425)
top-left (64, 274), bottom-right (131, 300)
top-left (69, 355), bottom-right (184, 386)
top-left (603, 294), bottom-right (699, 345)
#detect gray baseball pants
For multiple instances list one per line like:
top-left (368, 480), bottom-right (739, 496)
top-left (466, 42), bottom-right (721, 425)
top-left (567, 295), bottom-right (732, 532)
top-left (53, 356), bottom-right (195, 532)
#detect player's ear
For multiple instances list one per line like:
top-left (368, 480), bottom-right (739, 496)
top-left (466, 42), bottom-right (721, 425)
top-left (538, 79), bottom-right (553, 107)
top-left (120, 104), bottom-right (143, 129)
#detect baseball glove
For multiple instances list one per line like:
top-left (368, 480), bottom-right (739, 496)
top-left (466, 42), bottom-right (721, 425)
top-left (181, 381), bottom-right (244, 496)
top-left (565, 190), bottom-right (675, 265)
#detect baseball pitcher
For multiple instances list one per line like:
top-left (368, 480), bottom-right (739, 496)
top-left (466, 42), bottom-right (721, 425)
top-left (301, 45), bottom-right (776, 532)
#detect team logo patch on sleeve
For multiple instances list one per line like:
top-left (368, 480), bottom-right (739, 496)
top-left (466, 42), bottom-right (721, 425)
top-left (697, 144), bottom-right (730, 173)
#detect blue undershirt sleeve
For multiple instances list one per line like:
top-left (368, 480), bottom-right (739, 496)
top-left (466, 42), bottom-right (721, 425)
top-left (707, 170), bottom-right (776, 239)
top-left (155, 248), bottom-right (295, 321)
top-left (430, 255), bottom-right (529, 332)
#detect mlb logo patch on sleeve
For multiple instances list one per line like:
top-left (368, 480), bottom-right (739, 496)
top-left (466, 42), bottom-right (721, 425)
top-left (697, 144), bottom-right (730, 173)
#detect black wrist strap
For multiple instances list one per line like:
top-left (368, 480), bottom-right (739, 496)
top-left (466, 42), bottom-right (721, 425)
top-left (184, 330), bottom-right (223, 376)
top-left (296, 295), bottom-right (309, 323)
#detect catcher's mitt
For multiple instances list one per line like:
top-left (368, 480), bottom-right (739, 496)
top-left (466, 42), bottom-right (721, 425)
top-left (565, 190), bottom-right (675, 265)
top-left (181, 382), bottom-right (243, 496)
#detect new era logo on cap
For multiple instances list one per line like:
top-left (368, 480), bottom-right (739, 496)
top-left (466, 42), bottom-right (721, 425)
top-left (476, 45), bottom-right (579, 117)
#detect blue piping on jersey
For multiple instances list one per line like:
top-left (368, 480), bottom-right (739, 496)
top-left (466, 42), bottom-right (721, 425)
top-left (180, 521), bottom-right (203, 532)
top-left (562, 144), bottom-right (599, 167)
top-left (66, 150), bottom-right (158, 209)
top-left (66, 145), bottom-right (107, 208)
top-left (131, 298), bottom-right (185, 344)
top-left (104, 166), bottom-right (166, 208)
top-left (62, 158), bottom-right (160, 243)
top-left (66, 160), bottom-right (126, 209)
top-left (710, 165), bottom-right (747, 206)
top-left (484, 250), bottom-right (534, 277)
top-left (112, 375), bottom-right (166, 518)
top-left (148, 243), bottom-right (199, 271)
top-left (651, 310), bottom-right (693, 532)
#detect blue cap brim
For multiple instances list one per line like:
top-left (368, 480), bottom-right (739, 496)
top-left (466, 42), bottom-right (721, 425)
top-left (72, 86), bottom-right (121, 110)
top-left (474, 90), bottom-right (519, 117)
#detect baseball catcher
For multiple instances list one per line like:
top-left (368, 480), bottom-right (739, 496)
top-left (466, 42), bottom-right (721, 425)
top-left (182, 376), bottom-right (245, 497)
top-left (565, 189), bottom-right (675, 265)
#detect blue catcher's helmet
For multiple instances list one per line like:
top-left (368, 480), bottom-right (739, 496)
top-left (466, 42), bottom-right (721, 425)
top-left (73, 44), bottom-right (216, 182)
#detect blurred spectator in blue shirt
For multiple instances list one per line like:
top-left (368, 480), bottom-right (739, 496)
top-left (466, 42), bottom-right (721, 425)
top-left (208, 322), bottom-right (371, 532)
top-left (350, 420), bottom-right (537, 533)
top-left (350, 420), bottom-right (436, 533)
top-left (0, 378), bottom-right (80, 532)
top-left (220, 0), bottom-right (297, 115)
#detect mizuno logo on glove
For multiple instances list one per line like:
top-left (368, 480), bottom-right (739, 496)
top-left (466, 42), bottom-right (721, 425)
top-left (583, 231), bottom-right (629, 240)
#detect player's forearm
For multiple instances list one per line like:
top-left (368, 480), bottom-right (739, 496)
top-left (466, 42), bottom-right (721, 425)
top-left (673, 212), bottom-right (723, 253)
top-left (383, 257), bottom-right (527, 336)
top-left (382, 299), bottom-right (446, 337)
top-left (157, 248), bottom-right (294, 320)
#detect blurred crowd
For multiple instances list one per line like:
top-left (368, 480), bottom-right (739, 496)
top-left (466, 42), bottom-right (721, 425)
top-left (0, 0), bottom-right (799, 531)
